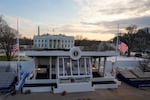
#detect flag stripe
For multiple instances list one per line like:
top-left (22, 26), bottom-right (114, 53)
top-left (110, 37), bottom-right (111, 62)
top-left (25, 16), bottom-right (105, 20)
top-left (13, 39), bottom-right (19, 57)
top-left (118, 40), bottom-right (128, 54)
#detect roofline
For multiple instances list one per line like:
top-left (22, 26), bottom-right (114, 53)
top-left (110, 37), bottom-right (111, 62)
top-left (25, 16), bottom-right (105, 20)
top-left (25, 50), bottom-right (118, 57)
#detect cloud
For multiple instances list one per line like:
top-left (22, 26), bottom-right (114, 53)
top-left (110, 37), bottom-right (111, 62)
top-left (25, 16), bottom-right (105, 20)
top-left (3, 15), bottom-right (53, 38)
top-left (81, 16), bottom-right (150, 31)
top-left (3, 0), bottom-right (150, 41)
top-left (74, 0), bottom-right (150, 23)
top-left (3, 14), bottom-right (114, 41)
top-left (74, 0), bottom-right (150, 35)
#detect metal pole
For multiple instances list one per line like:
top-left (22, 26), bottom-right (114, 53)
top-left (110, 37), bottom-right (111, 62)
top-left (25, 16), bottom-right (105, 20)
top-left (115, 24), bottom-right (119, 62)
top-left (17, 17), bottom-right (20, 81)
top-left (116, 24), bottom-right (119, 53)
top-left (17, 17), bottom-right (20, 62)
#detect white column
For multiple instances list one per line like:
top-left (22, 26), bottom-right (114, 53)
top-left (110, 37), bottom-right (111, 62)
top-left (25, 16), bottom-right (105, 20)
top-left (56, 40), bottom-right (58, 48)
top-left (103, 57), bottom-right (107, 77)
top-left (84, 58), bottom-right (87, 75)
top-left (60, 40), bottom-right (62, 48)
top-left (57, 57), bottom-right (59, 78)
top-left (77, 60), bottom-right (80, 76)
top-left (49, 57), bottom-right (52, 79)
top-left (62, 58), bottom-right (65, 76)
top-left (70, 59), bottom-right (73, 76)
top-left (52, 40), bottom-right (54, 49)
top-left (62, 40), bottom-right (64, 49)
top-left (89, 57), bottom-right (92, 76)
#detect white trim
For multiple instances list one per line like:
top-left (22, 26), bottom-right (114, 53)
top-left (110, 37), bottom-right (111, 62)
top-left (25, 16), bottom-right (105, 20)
top-left (59, 75), bottom-right (92, 79)
top-left (62, 58), bottom-right (65, 76)
top-left (25, 51), bottom-right (118, 57)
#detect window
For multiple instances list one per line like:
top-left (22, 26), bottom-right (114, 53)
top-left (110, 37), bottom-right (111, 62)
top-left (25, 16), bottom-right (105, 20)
top-left (86, 58), bottom-right (90, 75)
top-left (59, 58), bottom-right (63, 76)
top-left (79, 58), bottom-right (84, 75)
top-left (72, 60), bottom-right (78, 75)
top-left (64, 58), bottom-right (71, 75)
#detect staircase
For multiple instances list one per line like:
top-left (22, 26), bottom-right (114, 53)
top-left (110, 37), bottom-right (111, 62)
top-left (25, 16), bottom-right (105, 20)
top-left (0, 72), bottom-right (16, 93)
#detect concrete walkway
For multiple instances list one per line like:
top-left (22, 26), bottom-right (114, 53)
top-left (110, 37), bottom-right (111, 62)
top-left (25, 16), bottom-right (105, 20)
top-left (1, 83), bottom-right (150, 100)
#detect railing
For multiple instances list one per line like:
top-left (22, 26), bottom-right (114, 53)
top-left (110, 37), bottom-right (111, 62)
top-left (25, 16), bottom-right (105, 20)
top-left (26, 79), bottom-right (57, 84)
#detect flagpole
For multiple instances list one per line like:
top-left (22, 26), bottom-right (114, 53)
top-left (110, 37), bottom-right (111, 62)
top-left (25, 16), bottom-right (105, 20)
top-left (115, 24), bottom-right (119, 62)
top-left (116, 24), bottom-right (119, 53)
top-left (17, 17), bottom-right (20, 62)
top-left (17, 17), bottom-right (20, 81)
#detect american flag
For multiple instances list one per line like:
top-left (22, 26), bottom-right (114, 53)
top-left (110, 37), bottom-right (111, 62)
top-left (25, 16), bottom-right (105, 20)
top-left (13, 38), bottom-right (19, 57)
top-left (118, 40), bottom-right (128, 54)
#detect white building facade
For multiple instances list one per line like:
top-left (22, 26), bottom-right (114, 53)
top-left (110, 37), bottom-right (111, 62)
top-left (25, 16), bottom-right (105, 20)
top-left (33, 34), bottom-right (74, 49)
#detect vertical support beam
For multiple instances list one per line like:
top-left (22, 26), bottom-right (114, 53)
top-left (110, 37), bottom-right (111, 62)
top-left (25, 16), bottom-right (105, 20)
top-left (98, 57), bottom-right (101, 73)
top-left (70, 58), bottom-right (73, 76)
top-left (84, 57), bottom-right (87, 75)
top-left (52, 40), bottom-right (54, 49)
top-left (49, 57), bottom-right (52, 79)
top-left (93, 57), bottom-right (96, 69)
top-left (62, 57), bottom-right (65, 76)
top-left (33, 57), bottom-right (35, 79)
top-left (47, 39), bottom-right (49, 48)
top-left (77, 60), bottom-right (80, 76)
top-left (89, 57), bottom-right (92, 77)
top-left (56, 40), bottom-right (57, 49)
top-left (103, 57), bottom-right (107, 77)
top-left (57, 57), bottom-right (59, 81)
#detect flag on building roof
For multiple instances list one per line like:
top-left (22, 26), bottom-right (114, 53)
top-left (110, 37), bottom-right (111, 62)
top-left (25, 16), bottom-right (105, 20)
top-left (13, 38), bottom-right (19, 57)
top-left (118, 40), bottom-right (128, 54)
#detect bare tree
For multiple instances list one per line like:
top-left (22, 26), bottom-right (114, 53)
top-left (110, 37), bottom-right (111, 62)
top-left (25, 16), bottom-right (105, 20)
top-left (124, 25), bottom-right (137, 56)
top-left (0, 16), bottom-right (17, 61)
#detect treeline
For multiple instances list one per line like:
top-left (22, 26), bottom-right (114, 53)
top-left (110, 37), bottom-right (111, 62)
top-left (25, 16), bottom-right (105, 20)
top-left (19, 37), bottom-right (33, 45)
top-left (113, 25), bottom-right (150, 56)
top-left (75, 39), bottom-right (101, 51)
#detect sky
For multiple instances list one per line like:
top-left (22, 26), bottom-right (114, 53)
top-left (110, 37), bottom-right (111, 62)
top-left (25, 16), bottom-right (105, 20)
top-left (1, 0), bottom-right (150, 41)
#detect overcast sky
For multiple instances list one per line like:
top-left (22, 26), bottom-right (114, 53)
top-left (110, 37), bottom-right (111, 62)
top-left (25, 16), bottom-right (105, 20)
top-left (1, 0), bottom-right (150, 40)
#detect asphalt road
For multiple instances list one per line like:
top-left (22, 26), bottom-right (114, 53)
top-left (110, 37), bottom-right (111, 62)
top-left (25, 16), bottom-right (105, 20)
top-left (1, 82), bottom-right (150, 100)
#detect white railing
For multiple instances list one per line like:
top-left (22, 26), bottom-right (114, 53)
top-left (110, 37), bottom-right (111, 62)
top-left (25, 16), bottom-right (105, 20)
top-left (26, 79), bottom-right (57, 84)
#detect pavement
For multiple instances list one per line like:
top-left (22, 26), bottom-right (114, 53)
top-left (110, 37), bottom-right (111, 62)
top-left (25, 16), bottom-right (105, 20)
top-left (0, 82), bottom-right (150, 100)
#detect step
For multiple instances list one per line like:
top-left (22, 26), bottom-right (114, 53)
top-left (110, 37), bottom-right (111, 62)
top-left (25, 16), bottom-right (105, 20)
top-left (93, 79), bottom-right (121, 89)
top-left (54, 82), bottom-right (94, 93)
top-left (23, 86), bottom-right (52, 92)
